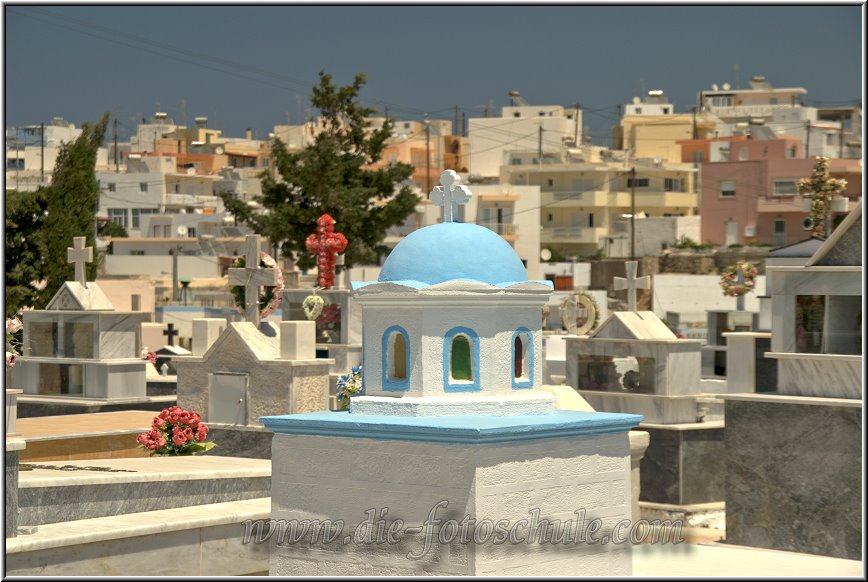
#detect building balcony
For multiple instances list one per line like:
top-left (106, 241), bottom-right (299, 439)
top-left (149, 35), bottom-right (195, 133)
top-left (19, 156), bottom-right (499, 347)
top-left (540, 226), bottom-right (606, 244)
top-left (478, 193), bottom-right (519, 202)
top-left (757, 195), bottom-right (853, 214)
top-left (541, 189), bottom-right (696, 209)
top-left (480, 222), bottom-right (519, 241)
top-left (707, 104), bottom-right (798, 119)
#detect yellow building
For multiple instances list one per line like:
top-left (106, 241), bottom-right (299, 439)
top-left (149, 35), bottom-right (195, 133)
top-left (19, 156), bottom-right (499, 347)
top-left (501, 148), bottom-right (697, 257)
top-left (612, 91), bottom-right (718, 162)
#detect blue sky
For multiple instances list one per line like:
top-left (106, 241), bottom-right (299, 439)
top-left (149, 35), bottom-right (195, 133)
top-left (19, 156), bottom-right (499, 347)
top-left (3, 4), bottom-right (863, 144)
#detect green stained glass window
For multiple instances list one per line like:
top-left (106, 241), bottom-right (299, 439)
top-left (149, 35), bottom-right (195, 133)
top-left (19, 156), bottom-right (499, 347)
top-left (451, 336), bottom-right (473, 381)
top-left (392, 333), bottom-right (407, 380)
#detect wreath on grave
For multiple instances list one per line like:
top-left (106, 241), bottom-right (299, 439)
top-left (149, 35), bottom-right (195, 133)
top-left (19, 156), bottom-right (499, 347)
top-left (230, 252), bottom-right (285, 320)
top-left (560, 291), bottom-right (600, 335)
top-left (719, 262), bottom-right (758, 298)
top-left (302, 293), bottom-right (325, 321)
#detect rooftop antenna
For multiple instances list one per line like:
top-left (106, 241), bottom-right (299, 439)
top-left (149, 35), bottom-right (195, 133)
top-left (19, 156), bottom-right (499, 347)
top-left (733, 64), bottom-right (740, 90)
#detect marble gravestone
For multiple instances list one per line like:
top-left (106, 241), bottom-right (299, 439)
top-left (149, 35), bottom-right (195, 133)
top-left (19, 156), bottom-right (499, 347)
top-left (176, 236), bottom-right (332, 458)
top-left (565, 261), bottom-right (726, 508)
top-left (722, 202), bottom-right (862, 560)
top-left (263, 171), bottom-right (644, 576)
top-left (12, 237), bottom-right (152, 406)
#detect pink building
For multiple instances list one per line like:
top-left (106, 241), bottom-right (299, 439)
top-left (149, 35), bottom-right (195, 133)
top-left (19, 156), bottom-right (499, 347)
top-left (695, 137), bottom-right (861, 246)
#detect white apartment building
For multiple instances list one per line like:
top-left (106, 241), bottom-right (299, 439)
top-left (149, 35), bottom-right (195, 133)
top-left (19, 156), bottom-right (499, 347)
top-left (97, 154), bottom-right (224, 237)
top-left (698, 75), bottom-right (860, 159)
top-left (5, 117), bottom-right (108, 191)
top-left (468, 102), bottom-right (582, 178)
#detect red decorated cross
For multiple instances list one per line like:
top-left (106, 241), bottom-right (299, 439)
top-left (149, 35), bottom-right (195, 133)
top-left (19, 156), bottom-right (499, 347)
top-left (305, 214), bottom-right (347, 289)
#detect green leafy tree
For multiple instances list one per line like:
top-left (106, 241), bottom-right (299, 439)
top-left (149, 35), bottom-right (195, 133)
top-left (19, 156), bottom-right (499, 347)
top-left (99, 221), bottom-right (128, 238)
top-left (220, 72), bottom-right (418, 268)
top-left (36, 112), bottom-right (110, 307)
top-left (4, 189), bottom-right (48, 317)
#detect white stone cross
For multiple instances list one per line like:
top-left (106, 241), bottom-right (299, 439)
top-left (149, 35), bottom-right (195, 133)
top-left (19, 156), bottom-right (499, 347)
top-left (614, 261), bottom-right (651, 312)
top-left (430, 170), bottom-right (472, 223)
top-left (67, 236), bottom-right (93, 288)
top-left (228, 235), bottom-right (280, 327)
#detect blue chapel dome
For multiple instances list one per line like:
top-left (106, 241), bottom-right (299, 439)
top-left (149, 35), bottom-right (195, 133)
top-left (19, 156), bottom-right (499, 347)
top-left (378, 222), bottom-right (528, 286)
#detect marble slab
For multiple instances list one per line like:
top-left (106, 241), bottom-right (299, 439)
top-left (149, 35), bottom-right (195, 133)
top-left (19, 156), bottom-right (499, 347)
top-left (18, 457), bottom-right (271, 526)
top-left (767, 353), bottom-right (862, 399)
top-left (725, 397), bottom-right (862, 560)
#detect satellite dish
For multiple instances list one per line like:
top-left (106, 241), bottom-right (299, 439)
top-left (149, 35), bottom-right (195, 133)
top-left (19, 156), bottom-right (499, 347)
top-left (540, 248), bottom-right (552, 261)
top-left (802, 217), bottom-right (815, 231)
top-left (712, 84), bottom-right (719, 91)
top-left (632, 97), bottom-right (641, 104)
top-left (215, 146), bottom-right (225, 155)
top-left (177, 225), bottom-right (189, 237)
top-left (722, 83), bottom-right (731, 91)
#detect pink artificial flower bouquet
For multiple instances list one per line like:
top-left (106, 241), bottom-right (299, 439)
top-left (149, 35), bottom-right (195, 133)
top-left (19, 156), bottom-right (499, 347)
top-left (136, 406), bottom-right (217, 456)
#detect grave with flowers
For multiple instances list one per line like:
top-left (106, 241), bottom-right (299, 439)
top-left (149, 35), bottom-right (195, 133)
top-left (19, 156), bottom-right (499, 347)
top-left (282, 213), bottom-right (363, 409)
top-left (701, 261), bottom-right (761, 379)
top-left (720, 202), bottom-right (862, 560)
top-left (175, 234), bottom-right (333, 458)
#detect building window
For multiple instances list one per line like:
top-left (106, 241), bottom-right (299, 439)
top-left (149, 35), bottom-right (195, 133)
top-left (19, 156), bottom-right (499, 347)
top-left (140, 182), bottom-right (148, 192)
top-left (546, 179), bottom-right (554, 188)
top-left (664, 178), bottom-right (682, 192)
top-left (627, 177), bottom-right (649, 188)
top-left (108, 183), bottom-right (117, 192)
top-left (773, 180), bottom-right (797, 196)
top-left (513, 112), bottom-right (521, 118)
top-left (108, 208), bottom-right (128, 228)
top-left (130, 250), bottom-right (145, 256)
top-left (512, 328), bottom-right (533, 389)
top-left (444, 327), bottom-right (480, 392)
top-left (662, 107), bottom-right (670, 114)
top-left (738, 147), bottom-right (749, 161)
top-left (635, 107), bottom-right (642, 114)
top-left (131, 208), bottom-right (159, 229)
top-left (693, 151), bottom-right (704, 163)
top-left (710, 96), bottom-right (733, 107)
top-left (826, 134), bottom-right (837, 146)
top-left (511, 158), bottom-right (523, 166)
top-left (720, 180), bottom-right (736, 198)
top-left (381, 325), bottom-right (410, 390)
top-left (589, 213), bottom-right (594, 227)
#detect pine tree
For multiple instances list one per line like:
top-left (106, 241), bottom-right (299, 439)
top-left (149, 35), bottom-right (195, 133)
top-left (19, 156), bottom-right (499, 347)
top-left (219, 72), bottom-right (418, 268)
top-left (36, 112), bottom-right (110, 306)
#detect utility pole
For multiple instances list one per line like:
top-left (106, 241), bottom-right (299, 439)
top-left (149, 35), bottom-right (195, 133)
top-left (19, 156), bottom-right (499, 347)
top-left (114, 118), bottom-right (119, 172)
top-left (630, 167), bottom-right (636, 261)
top-left (538, 125), bottom-right (543, 164)
top-left (691, 107), bottom-right (698, 140)
top-left (40, 122), bottom-right (45, 183)
top-left (461, 112), bottom-right (466, 137)
top-left (805, 120), bottom-right (811, 158)
top-left (454, 105), bottom-right (459, 136)
top-left (839, 112), bottom-right (845, 158)
top-left (574, 102), bottom-right (581, 145)
top-left (424, 116), bottom-right (431, 195)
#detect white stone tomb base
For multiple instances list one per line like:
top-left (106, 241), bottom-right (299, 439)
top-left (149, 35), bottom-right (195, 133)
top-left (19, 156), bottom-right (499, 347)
top-left (269, 430), bottom-right (635, 575)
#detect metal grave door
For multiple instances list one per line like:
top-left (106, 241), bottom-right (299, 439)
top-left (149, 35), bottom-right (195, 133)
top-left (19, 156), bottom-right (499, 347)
top-left (207, 372), bottom-right (249, 425)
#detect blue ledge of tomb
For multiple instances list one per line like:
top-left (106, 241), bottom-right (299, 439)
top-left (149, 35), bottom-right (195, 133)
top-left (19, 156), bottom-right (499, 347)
top-left (260, 410), bottom-right (643, 445)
